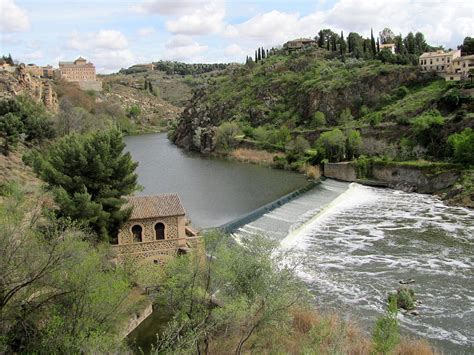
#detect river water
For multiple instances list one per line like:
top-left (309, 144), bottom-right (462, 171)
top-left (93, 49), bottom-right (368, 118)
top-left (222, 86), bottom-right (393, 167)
top-left (125, 133), bottom-right (473, 354)
top-left (124, 133), bottom-right (308, 228)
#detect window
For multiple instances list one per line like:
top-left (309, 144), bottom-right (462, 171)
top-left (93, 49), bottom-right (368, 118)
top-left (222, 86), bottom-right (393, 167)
top-left (132, 225), bottom-right (143, 242)
top-left (155, 223), bottom-right (165, 240)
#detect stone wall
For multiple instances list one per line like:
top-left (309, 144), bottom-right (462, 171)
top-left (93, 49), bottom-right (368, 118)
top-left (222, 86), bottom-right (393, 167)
top-left (323, 162), bottom-right (357, 181)
top-left (118, 216), bottom-right (182, 244)
top-left (78, 80), bottom-right (102, 91)
top-left (323, 162), bottom-right (459, 193)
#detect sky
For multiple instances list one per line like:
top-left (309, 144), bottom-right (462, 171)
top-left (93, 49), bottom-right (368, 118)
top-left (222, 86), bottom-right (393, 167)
top-left (1, 0), bottom-right (473, 73)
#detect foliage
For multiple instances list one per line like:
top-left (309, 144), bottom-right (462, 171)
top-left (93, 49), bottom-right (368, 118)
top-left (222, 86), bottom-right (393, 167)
top-left (372, 297), bottom-right (400, 354)
top-left (311, 111), bottom-right (326, 128)
top-left (410, 109), bottom-right (445, 154)
top-left (447, 128), bottom-right (474, 165)
top-left (388, 287), bottom-right (416, 311)
top-left (360, 137), bottom-right (397, 159)
top-left (355, 156), bottom-right (373, 178)
top-left (337, 108), bottom-right (353, 125)
top-left (30, 130), bottom-right (139, 241)
top-left (316, 128), bottom-right (346, 162)
top-left (0, 112), bottom-right (23, 155)
top-left (0, 96), bottom-right (55, 150)
top-left (215, 121), bottom-right (242, 151)
top-left (153, 231), bottom-right (309, 354)
top-left (458, 36), bottom-right (474, 55)
top-left (345, 129), bottom-right (362, 160)
top-left (0, 185), bottom-right (132, 353)
top-left (286, 135), bottom-right (310, 155)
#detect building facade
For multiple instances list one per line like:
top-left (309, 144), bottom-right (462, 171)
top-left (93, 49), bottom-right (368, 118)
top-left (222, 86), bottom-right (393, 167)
top-left (25, 64), bottom-right (54, 78)
top-left (113, 194), bottom-right (199, 264)
top-left (58, 57), bottom-right (96, 81)
top-left (284, 38), bottom-right (316, 51)
top-left (379, 43), bottom-right (396, 54)
top-left (419, 50), bottom-right (461, 74)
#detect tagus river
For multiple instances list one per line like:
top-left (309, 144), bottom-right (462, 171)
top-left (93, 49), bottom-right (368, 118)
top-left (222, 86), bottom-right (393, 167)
top-left (125, 133), bottom-right (473, 354)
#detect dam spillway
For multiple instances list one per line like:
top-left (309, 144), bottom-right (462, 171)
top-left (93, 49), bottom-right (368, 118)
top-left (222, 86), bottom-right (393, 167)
top-left (235, 182), bottom-right (474, 353)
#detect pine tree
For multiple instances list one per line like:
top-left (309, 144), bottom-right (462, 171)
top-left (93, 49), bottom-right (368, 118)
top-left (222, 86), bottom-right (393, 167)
top-left (32, 130), bottom-right (139, 241)
top-left (0, 112), bottom-right (23, 155)
top-left (370, 28), bottom-right (377, 56)
top-left (331, 36), bottom-right (337, 51)
top-left (318, 30), bottom-right (325, 47)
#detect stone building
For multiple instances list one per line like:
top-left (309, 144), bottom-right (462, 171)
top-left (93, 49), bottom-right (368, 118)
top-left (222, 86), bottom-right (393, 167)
top-left (379, 43), bottom-right (396, 54)
top-left (24, 64), bottom-right (54, 78)
top-left (113, 194), bottom-right (199, 263)
top-left (419, 50), bottom-right (461, 74)
top-left (58, 57), bottom-right (102, 91)
top-left (284, 38), bottom-right (316, 51)
top-left (451, 54), bottom-right (474, 81)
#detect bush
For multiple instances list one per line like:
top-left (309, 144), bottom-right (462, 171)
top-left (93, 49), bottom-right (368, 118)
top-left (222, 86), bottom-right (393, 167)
top-left (127, 104), bottom-right (141, 119)
top-left (388, 287), bottom-right (416, 311)
top-left (447, 128), bottom-right (474, 165)
top-left (337, 108), bottom-right (353, 125)
top-left (0, 112), bottom-right (23, 155)
top-left (345, 129), bottom-right (362, 160)
top-left (394, 86), bottom-right (409, 99)
top-left (311, 111), bottom-right (326, 128)
top-left (372, 297), bottom-right (399, 354)
top-left (215, 122), bottom-right (242, 151)
top-left (360, 137), bottom-right (397, 159)
top-left (316, 128), bottom-right (346, 162)
top-left (286, 135), bottom-right (310, 155)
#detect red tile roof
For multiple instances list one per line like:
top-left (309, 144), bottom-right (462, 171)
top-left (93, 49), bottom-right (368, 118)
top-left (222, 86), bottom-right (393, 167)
top-left (124, 194), bottom-right (185, 219)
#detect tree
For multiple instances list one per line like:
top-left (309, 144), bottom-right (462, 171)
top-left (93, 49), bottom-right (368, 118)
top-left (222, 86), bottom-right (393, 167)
top-left (414, 32), bottom-right (429, 54)
top-left (394, 35), bottom-right (406, 54)
top-left (458, 36), bottom-right (474, 55)
top-left (345, 129), bottom-right (362, 160)
top-left (0, 185), bottom-right (132, 353)
top-left (254, 50), bottom-right (258, 63)
top-left (337, 107), bottom-right (353, 125)
top-left (285, 136), bottom-right (310, 156)
top-left (258, 47), bottom-right (262, 61)
top-left (316, 128), bottom-right (346, 162)
top-left (372, 297), bottom-right (400, 354)
top-left (215, 122), bottom-right (242, 151)
top-left (0, 113), bottom-right (23, 155)
top-left (404, 32), bottom-right (416, 54)
top-left (31, 130), bottom-right (139, 241)
top-left (311, 111), bottom-right (326, 128)
top-left (411, 110), bottom-right (445, 153)
top-left (377, 37), bottom-right (380, 53)
top-left (154, 232), bottom-right (308, 354)
top-left (370, 28), bottom-right (377, 56)
top-left (447, 128), bottom-right (474, 164)
top-left (340, 31), bottom-right (346, 56)
top-left (317, 30), bottom-right (325, 47)
top-left (379, 28), bottom-right (395, 44)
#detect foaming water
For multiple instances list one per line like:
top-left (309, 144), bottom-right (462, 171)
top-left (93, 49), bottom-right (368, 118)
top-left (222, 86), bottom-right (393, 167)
top-left (238, 182), bottom-right (474, 353)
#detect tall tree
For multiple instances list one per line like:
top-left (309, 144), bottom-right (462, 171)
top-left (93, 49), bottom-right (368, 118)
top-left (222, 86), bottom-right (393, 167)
top-left (254, 50), bottom-right (257, 63)
top-left (377, 37), bottom-right (380, 53)
top-left (458, 36), bottom-right (474, 55)
top-left (404, 32), bottom-right (416, 54)
top-left (258, 47), bottom-right (262, 61)
top-left (379, 28), bottom-right (395, 44)
top-left (31, 130), bottom-right (139, 241)
top-left (370, 28), bottom-right (377, 56)
top-left (317, 30), bottom-right (325, 47)
top-left (340, 31), bottom-right (346, 55)
top-left (414, 32), bottom-right (429, 54)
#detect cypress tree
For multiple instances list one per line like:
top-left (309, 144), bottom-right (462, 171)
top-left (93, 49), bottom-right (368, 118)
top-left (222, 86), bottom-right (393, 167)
top-left (327, 38), bottom-right (330, 51)
top-left (370, 28), bottom-right (377, 56)
top-left (266, 49), bottom-right (269, 57)
top-left (340, 31), bottom-right (346, 55)
top-left (261, 47), bottom-right (265, 59)
top-left (258, 47), bottom-right (262, 61)
top-left (363, 40), bottom-right (367, 53)
top-left (318, 30), bottom-right (325, 47)
top-left (377, 37), bottom-right (380, 53)
top-left (255, 50), bottom-right (258, 63)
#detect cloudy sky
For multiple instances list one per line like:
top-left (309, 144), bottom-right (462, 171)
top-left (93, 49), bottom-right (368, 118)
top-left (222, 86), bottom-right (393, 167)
top-left (1, 0), bottom-right (473, 73)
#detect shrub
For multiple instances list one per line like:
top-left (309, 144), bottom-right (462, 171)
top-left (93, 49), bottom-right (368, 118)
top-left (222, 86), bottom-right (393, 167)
top-left (316, 128), bottom-right (346, 162)
top-left (127, 104), bottom-right (141, 119)
top-left (388, 287), bottom-right (416, 311)
top-left (215, 122), bottom-right (242, 151)
top-left (447, 128), bottom-right (474, 165)
top-left (355, 156), bottom-right (373, 178)
top-left (311, 111), bottom-right (326, 128)
top-left (372, 297), bottom-right (399, 354)
top-left (286, 135), bottom-right (310, 155)
top-left (359, 105), bottom-right (369, 117)
top-left (360, 137), bottom-right (397, 159)
top-left (394, 86), bottom-right (409, 99)
top-left (0, 112), bottom-right (23, 155)
top-left (337, 108), bottom-right (353, 125)
top-left (345, 129), bottom-right (362, 160)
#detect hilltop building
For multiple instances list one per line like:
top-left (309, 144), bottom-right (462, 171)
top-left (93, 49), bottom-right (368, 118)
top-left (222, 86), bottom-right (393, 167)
top-left (284, 38), bottom-right (316, 51)
top-left (58, 57), bottom-right (102, 91)
top-left (113, 194), bottom-right (199, 264)
top-left (25, 64), bottom-right (54, 78)
top-left (419, 50), bottom-right (473, 81)
top-left (379, 43), bottom-right (396, 54)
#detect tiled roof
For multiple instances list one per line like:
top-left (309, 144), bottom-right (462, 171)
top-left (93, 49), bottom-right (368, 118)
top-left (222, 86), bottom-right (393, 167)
top-left (124, 194), bottom-right (185, 219)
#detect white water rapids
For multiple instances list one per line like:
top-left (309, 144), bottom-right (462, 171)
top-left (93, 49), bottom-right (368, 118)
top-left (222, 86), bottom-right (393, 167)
top-left (236, 180), bottom-right (474, 353)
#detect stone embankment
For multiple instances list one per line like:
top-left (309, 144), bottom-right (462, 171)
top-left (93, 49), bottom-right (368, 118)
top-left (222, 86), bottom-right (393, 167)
top-left (323, 161), bottom-right (459, 193)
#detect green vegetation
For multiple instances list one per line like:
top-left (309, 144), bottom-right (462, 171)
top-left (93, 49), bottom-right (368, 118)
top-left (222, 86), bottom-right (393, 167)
top-left (447, 128), bottom-right (474, 165)
top-left (121, 61), bottom-right (230, 76)
top-left (0, 185), bottom-right (133, 353)
top-left (372, 297), bottom-right (400, 354)
top-left (388, 288), bottom-right (417, 311)
top-left (0, 96), bottom-right (55, 155)
top-left (28, 130), bottom-right (139, 242)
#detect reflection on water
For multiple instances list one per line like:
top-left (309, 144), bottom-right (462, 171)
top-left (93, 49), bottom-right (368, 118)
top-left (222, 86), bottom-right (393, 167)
top-left (124, 133), bottom-right (308, 229)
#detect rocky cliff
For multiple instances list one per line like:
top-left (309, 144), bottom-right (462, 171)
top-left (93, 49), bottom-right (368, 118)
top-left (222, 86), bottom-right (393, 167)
top-left (0, 64), bottom-right (58, 111)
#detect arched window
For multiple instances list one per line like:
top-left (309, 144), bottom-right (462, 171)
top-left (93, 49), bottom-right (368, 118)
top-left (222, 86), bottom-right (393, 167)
top-left (132, 225), bottom-right (143, 243)
top-left (155, 223), bottom-right (165, 240)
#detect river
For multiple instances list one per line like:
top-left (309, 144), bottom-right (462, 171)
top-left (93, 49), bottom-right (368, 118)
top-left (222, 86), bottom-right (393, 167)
top-left (125, 133), bottom-right (473, 354)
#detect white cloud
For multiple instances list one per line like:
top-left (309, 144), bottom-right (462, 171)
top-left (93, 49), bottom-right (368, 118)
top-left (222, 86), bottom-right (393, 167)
top-left (24, 50), bottom-right (42, 61)
top-left (224, 44), bottom-right (245, 58)
top-left (132, 0), bottom-right (210, 16)
top-left (137, 26), bottom-right (155, 36)
top-left (0, 0), bottom-right (30, 33)
top-left (163, 35), bottom-right (208, 61)
top-left (165, 1), bottom-right (225, 35)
